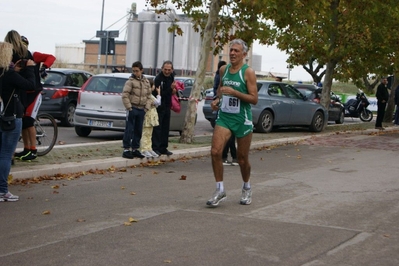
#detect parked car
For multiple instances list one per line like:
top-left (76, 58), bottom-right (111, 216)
top-left (293, 83), bottom-right (344, 124)
top-left (174, 76), bottom-right (205, 101)
top-left (74, 73), bottom-right (194, 137)
top-left (203, 81), bottom-right (328, 133)
top-left (40, 68), bottom-right (93, 126)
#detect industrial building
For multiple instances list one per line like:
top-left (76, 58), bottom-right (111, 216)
top-left (55, 3), bottom-right (262, 76)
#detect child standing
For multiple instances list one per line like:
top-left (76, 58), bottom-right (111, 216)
top-left (140, 86), bottom-right (161, 158)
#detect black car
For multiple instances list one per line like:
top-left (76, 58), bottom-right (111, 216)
top-left (293, 84), bottom-right (345, 124)
top-left (40, 68), bottom-right (93, 126)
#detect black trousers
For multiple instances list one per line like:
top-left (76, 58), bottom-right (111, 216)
top-left (152, 106), bottom-right (171, 152)
top-left (375, 101), bottom-right (386, 127)
top-left (222, 134), bottom-right (237, 160)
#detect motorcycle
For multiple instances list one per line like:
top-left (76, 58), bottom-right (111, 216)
top-left (343, 89), bottom-right (373, 122)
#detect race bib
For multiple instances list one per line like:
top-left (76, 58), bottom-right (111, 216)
top-left (220, 95), bottom-right (240, 114)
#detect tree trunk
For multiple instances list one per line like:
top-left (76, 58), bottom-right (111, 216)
top-left (320, 60), bottom-right (336, 110)
top-left (384, 72), bottom-right (399, 123)
top-left (179, 0), bottom-right (221, 143)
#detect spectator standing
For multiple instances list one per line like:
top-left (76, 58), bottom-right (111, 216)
top-left (206, 39), bottom-right (258, 207)
top-left (0, 42), bottom-right (36, 202)
top-left (121, 61), bottom-right (152, 159)
top-left (140, 85), bottom-right (161, 158)
top-left (394, 84), bottom-right (399, 126)
top-left (4, 31), bottom-right (55, 161)
top-left (375, 77), bottom-right (389, 130)
top-left (151, 60), bottom-right (175, 156)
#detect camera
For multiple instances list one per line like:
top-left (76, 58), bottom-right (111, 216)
top-left (18, 59), bottom-right (28, 68)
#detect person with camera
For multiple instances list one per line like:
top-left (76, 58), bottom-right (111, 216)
top-left (0, 41), bottom-right (36, 202)
top-left (151, 60), bottom-right (175, 156)
top-left (4, 30), bottom-right (55, 161)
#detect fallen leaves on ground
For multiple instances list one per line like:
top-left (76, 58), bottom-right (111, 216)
top-left (42, 210), bottom-right (51, 215)
top-left (179, 175), bottom-right (187, 180)
top-left (124, 217), bottom-right (138, 226)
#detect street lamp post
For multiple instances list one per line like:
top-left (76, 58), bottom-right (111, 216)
top-left (97, 0), bottom-right (105, 73)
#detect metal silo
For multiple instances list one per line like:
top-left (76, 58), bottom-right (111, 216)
top-left (138, 10), bottom-right (155, 21)
top-left (126, 21), bottom-right (142, 68)
top-left (188, 25), bottom-right (201, 72)
top-left (173, 22), bottom-right (191, 74)
top-left (157, 22), bottom-right (174, 69)
top-left (141, 22), bottom-right (159, 71)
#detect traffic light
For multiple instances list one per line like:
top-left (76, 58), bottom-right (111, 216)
top-left (100, 38), bottom-right (115, 55)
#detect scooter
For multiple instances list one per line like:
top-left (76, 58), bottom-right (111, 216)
top-left (344, 89), bottom-right (373, 122)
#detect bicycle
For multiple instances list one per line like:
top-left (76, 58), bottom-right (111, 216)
top-left (18, 113), bottom-right (58, 156)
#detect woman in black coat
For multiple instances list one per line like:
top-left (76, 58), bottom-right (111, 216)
top-left (0, 41), bottom-right (36, 202)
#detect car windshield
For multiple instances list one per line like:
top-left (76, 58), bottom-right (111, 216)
top-left (84, 77), bottom-right (127, 93)
top-left (43, 73), bottom-right (64, 86)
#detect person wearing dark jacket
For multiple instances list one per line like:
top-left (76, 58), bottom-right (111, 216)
top-left (0, 41), bottom-right (36, 202)
top-left (151, 60), bottom-right (175, 156)
top-left (4, 30), bottom-right (56, 161)
top-left (394, 85), bottom-right (399, 126)
top-left (375, 77), bottom-right (390, 130)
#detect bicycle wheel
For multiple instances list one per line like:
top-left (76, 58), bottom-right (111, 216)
top-left (35, 113), bottom-right (58, 156)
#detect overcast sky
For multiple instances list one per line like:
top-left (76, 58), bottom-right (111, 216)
top-left (0, 0), bottom-right (310, 81)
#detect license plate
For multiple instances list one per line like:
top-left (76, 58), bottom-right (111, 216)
top-left (88, 120), bottom-right (113, 127)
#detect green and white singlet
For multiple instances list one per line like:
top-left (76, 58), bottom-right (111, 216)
top-left (216, 63), bottom-right (253, 137)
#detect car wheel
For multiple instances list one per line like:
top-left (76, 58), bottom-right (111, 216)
top-left (75, 126), bottom-right (92, 137)
top-left (335, 111), bottom-right (344, 124)
top-left (309, 111), bottom-right (325, 132)
top-left (61, 103), bottom-right (76, 127)
top-left (256, 110), bottom-right (273, 133)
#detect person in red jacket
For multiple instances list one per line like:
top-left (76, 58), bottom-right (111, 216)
top-left (4, 30), bottom-right (56, 161)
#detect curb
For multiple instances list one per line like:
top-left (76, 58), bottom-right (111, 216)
top-left (9, 135), bottom-right (312, 180)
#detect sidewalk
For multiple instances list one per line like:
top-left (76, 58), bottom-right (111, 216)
top-left (9, 121), bottom-right (391, 180)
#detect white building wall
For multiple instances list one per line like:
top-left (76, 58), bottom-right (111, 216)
top-left (55, 43), bottom-right (85, 64)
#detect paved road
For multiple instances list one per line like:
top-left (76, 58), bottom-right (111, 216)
top-left (3, 128), bottom-right (399, 265)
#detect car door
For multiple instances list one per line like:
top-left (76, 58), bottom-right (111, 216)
top-left (283, 84), bottom-right (314, 124)
top-left (266, 83), bottom-right (292, 124)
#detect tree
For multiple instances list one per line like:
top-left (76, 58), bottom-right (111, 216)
top-left (263, 0), bottom-right (399, 111)
top-left (147, 0), bottom-right (273, 143)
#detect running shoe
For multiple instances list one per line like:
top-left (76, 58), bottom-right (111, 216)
top-left (122, 150), bottom-right (134, 159)
top-left (14, 148), bottom-right (30, 159)
top-left (0, 192), bottom-right (19, 202)
top-left (231, 159), bottom-right (239, 166)
top-left (206, 189), bottom-right (226, 207)
top-left (132, 149), bottom-right (145, 159)
top-left (20, 150), bottom-right (37, 161)
top-left (222, 160), bottom-right (231, 166)
top-left (141, 150), bottom-right (153, 158)
top-left (240, 188), bottom-right (252, 205)
top-left (149, 150), bottom-right (159, 158)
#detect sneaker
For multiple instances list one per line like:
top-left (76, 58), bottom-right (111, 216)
top-left (0, 192), bottom-right (19, 202)
top-left (206, 189), bottom-right (227, 207)
top-left (132, 149), bottom-right (145, 159)
top-left (231, 159), bottom-right (239, 166)
top-left (141, 150), bottom-right (153, 158)
top-left (149, 150), bottom-right (159, 158)
top-left (240, 188), bottom-right (252, 205)
top-left (14, 148), bottom-right (30, 159)
top-left (222, 160), bottom-right (231, 166)
top-left (122, 150), bottom-right (134, 159)
top-left (153, 150), bottom-right (162, 156)
top-left (20, 150), bottom-right (37, 161)
top-left (160, 149), bottom-right (173, 156)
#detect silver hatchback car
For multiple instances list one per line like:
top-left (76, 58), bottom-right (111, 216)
top-left (74, 73), bottom-right (192, 137)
